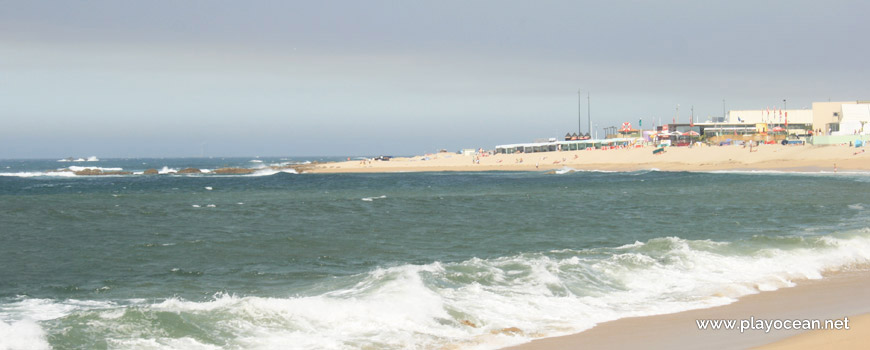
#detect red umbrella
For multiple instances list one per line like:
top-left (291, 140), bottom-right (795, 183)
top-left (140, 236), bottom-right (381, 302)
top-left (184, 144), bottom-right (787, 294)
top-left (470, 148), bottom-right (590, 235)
top-left (771, 126), bottom-right (785, 132)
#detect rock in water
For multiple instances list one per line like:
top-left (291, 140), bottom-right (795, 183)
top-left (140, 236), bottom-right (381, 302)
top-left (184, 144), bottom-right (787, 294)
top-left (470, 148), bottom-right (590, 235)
top-left (73, 169), bottom-right (132, 176)
top-left (213, 167), bottom-right (256, 175)
top-left (490, 327), bottom-right (523, 335)
top-left (177, 168), bottom-right (202, 174)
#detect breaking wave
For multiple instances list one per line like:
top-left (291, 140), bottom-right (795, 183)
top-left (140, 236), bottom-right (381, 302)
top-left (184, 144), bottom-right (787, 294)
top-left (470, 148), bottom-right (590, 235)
top-left (5, 230), bottom-right (870, 349)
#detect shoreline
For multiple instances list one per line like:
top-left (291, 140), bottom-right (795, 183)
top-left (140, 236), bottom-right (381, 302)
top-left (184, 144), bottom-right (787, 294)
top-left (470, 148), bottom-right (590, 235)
top-left (306, 144), bottom-right (870, 174)
top-left (501, 269), bottom-right (870, 350)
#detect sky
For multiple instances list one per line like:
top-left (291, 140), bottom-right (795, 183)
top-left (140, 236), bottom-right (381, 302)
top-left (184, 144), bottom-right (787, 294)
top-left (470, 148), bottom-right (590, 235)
top-left (2, 0), bottom-right (869, 158)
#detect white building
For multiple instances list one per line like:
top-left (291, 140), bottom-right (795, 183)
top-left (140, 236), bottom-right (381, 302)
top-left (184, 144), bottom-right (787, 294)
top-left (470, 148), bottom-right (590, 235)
top-left (727, 109), bottom-right (813, 125)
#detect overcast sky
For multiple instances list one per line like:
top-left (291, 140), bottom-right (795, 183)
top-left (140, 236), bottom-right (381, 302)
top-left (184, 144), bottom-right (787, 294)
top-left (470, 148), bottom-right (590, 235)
top-left (2, 0), bottom-right (869, 158)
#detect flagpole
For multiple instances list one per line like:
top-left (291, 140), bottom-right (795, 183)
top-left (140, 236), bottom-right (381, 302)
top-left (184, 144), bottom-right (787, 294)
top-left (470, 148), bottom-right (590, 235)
top-left (783, 99), bottom-right (788, 138)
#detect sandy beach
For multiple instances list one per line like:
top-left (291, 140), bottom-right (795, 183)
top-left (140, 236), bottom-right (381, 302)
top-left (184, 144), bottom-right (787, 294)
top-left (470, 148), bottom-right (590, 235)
top-left (307, 144), bottom-right (870, 173)
top-left (502, 269), bottom-right (870, 350)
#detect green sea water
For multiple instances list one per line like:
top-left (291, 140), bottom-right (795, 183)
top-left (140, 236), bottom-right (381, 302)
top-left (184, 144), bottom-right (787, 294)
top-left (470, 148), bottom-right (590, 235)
top-left (2, 158), bottom-right (870, 349)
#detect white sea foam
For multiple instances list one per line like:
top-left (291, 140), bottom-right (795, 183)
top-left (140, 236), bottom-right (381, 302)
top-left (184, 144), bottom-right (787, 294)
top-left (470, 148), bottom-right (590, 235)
top-left (0, 171), bottom-right (77, 178)
top-left (0, 298), bottom-right (116, 350)
top-left (361, 195), bottom-right (387, 201)
top-left (57, 157), bottom-right (97, 162)
top-left (5, 232), bottom-right (870, 349)
top-left (158, 167), bottom-right (178, 174)
top-left (551, 167), bottom-right (620, 175)
top-left (105, 337), bottom-right (221, 350)
top-left (56, 156), bottom-right (99, 162)
top-left (93, 232), bottom-right (866, 349)
top-left (243, 168), bottom-right (298, 177)
top-left (134, 233), bottom-right (870, 348)
top-left (0, 319), bottom-right (50, 350)
top-left (554, 167), bottom-right (577, 175)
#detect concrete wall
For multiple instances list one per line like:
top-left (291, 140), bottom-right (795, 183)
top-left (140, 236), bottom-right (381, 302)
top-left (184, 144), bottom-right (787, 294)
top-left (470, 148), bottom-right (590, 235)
top-left (811, 102), bottom-right (848, 134)
top-left (809, 135), bottom-right (869, 145)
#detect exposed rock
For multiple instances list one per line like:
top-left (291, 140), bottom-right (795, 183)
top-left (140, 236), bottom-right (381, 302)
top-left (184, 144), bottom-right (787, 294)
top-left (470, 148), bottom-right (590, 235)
top-left (177, 167), bottom-right (202, 174)
top-left (213, 167), bottom-right (256, 175)
top-left (490, 327), bottom-right (523, 335)
top-left (73, 169), bottom-right (103, 176)
top-left (143, 168), bottom-right (159, 175)
top-left (460, 320), bottom-right (478, 328)
top-left (73, 169), bottom-right (132, 176)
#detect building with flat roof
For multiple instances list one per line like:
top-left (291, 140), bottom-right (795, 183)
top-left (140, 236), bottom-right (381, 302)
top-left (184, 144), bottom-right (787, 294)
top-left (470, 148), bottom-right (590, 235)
top-left (812, 101), bottom-right (870, 135)
top-left (727, 109), bottom-right (813, 125)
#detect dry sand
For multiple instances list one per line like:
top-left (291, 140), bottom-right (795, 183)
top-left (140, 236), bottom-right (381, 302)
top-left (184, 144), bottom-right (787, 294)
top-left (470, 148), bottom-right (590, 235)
top-left (307, 144), bottom-right (870, 173)
top-left (503, 270), bottom-right (870, 350)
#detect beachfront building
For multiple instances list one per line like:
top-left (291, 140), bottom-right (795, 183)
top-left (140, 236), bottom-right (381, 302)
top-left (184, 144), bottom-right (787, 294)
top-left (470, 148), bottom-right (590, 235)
top-left (716, 101), bottom-right (870, 137)
top-left (811, 101), bottom-right (870, 135)
top-left (494, 138), bottom-right (638, 154)
top-left (494, 100), bottom-right (869, 152)
top-left (722, 108), bottom-right (813, 136)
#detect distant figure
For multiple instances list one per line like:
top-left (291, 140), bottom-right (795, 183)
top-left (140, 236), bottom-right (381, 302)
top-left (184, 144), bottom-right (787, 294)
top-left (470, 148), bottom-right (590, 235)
top-left (834, 163), bottom-right (838, 173)
top-left (535, 162), bottom-right (539, 169)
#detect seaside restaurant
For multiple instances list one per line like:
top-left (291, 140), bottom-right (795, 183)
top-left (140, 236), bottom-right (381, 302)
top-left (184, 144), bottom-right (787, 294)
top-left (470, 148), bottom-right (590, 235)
top-left (494, 138), bottom-right (637, 154)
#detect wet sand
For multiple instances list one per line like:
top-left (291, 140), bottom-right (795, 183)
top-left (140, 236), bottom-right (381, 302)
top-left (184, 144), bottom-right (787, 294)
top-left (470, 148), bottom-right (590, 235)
top-left (502, 270), bottom-right (870, 350)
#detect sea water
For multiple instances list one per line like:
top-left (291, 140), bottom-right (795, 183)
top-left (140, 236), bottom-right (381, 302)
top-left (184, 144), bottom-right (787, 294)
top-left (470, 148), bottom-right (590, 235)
top-left (2, 158), bottom-right (870, 349)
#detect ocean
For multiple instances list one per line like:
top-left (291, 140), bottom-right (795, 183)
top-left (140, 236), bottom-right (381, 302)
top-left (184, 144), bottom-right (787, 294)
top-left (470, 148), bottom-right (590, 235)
top-left (2, 157), bottom-right (869, 349)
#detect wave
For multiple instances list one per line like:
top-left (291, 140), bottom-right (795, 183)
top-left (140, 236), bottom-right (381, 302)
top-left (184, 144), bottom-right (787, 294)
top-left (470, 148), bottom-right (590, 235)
top-left (0, 166), bottom-right (123, 177)
top-left (157, 166), bottom-right (177, 174)
top-left (6, 230), bottom-right (870, 349)
top-left (56, 156), bottom-right (99, 162)
top-left (242, 168), bottom-right (298, 177)
top-left (551, 167), bottom-right (658, 175)
top-left (0, 319), bottom-right (50, 350)
top-left (0, 171), bottom-right (77, 178)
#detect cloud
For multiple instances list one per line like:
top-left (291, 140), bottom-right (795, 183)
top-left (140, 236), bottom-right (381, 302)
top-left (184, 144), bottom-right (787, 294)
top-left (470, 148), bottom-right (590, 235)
top-left (1, 1), bottom-right (869, 157)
